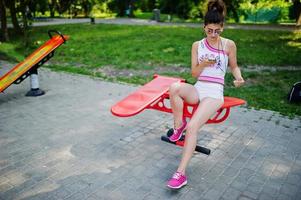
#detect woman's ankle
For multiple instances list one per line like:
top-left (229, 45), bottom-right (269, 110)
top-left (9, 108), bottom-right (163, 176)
top-left (174, 121), bottom-right (182, 129)
top-left (174, 118), bottom-right (187, 129)
top-left (176, 169), bottom-right (185, 175)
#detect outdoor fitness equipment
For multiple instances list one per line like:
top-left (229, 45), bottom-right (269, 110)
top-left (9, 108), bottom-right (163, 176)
top-left (0, 30), bottom-right (68, 96)
top-left (111, 74), bottom-right (245, 155)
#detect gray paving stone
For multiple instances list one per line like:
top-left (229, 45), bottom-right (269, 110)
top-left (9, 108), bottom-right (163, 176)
top-left (179, 188), bottom-right (206, 200)
top-left (248, 173), bottom-right (267, 185)
top-left (237, 196), bottom-right (254, 200)
top-left (259, 192), bottom-right (276, 200)
top-left (276, 193), bottom-right (294, 200)
top-left (221, 187), bottom-right (241, 200)
top-left (0, 183), bottom-right (13, 193)
top-left (222, 166), bottom-right (240, 177)
top-left (235, 169), bottom-right (255, 183)
top-left (241, 191), bottom-right (259, 200)
top-left (285, 172), bottom-right (301, 185)
top-left (85, 194), bottom-right (99, 200)
top-left (246, 182), bottom-right (264, 194)
top-left (52, 187), bottom-right (72, 199)
top-left (203, 188), bottom-right (223, 200)
top-left (143, 193), bottom-right (162, 200)
top-left (230, 179), bottom-right (248, 192)
top-left (261, 185), bottom-right (279, 198)
top-left (279, 183), bottom-right (300, 197)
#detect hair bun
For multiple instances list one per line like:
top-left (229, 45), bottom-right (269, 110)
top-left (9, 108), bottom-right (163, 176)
top-left (207, 0), bottom-right (226, 17)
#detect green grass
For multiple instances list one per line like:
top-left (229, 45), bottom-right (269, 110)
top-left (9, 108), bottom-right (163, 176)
top-left (5, 23), bottom-right (301, 67)
top-left (0, 42), bottom-right (25, 62)
top-left (224, 70), bottom-right (301, 118)
top-left (0, 23), bottom-right (301, 117)
top-left (21, 23), bottom-right (301, 67)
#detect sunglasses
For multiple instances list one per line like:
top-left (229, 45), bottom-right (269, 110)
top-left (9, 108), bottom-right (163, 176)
top-left (204, 28), bottom-right (222, 35)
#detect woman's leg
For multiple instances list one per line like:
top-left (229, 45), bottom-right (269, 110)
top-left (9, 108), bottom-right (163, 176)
top-left (177, 97), bottom-right (224, 174)
top-left (169, 82), bottom-right (199, 128)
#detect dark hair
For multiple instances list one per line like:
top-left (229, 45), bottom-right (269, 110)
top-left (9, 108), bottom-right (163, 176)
top-left (204, 0), bottom-right (226, 26)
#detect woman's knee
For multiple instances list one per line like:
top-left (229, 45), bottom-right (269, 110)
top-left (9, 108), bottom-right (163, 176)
top-left (169, 82), bottom-right (181, 95)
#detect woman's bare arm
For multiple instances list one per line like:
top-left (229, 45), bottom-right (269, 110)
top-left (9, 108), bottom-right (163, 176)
top-left (228, 40), bottom-right (244, 87)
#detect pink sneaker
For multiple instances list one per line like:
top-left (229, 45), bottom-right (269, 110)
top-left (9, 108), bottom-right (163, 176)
top-left (167, 171), bottom-right (187, 189)
top-left (169, 120), bottom-right (187, 142)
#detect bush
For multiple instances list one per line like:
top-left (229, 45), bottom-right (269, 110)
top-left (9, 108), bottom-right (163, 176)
top-left (239, 0), bottom-right (290, 23)
top-left (244, 7), bottom-right (281, 23)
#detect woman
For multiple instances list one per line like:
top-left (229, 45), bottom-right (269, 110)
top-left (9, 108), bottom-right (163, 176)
top-left (167, 0), bottom-right (245, 189)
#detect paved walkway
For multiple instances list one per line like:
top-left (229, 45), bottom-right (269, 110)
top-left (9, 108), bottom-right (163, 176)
top-left (7, 18), bottom-right (299, 31)
top-left (0, 61), bottom-right (301, 199)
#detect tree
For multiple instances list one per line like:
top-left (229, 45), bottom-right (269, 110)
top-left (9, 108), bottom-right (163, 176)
top-left (224, 0), bottom-right (244, 22)
top-left (27, 0), bottom-right (49, 17)
top-left (177, 0), bottom-right (194, 19)
top-left (56, 0), bottom-right (73, 15)
top-left (80, 0), bottom-right (95, 17)
top-left (159, 0), bottom-right (177, 16)
top-left (136, 0), bottom-right (158, 11)
top-left (19, 0), bottom-right (30, 30)
top-left (48, 0), bottom-right (56, 17)
top-left (159, 0), bottom-right (195, 19)
top-left (292, 0), bottom-right (301, 26)
top-left (5, 0), bottom-right (22, 34)
top-left (108, 0), bottom-right (135, 17)
top-left (0, 0), bottom-right (9, 41)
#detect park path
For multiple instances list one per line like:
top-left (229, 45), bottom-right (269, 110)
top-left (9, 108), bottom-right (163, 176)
top-left (9, 17), bottom-right (299, 31)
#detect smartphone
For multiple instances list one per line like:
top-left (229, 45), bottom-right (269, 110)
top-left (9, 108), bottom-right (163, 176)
top-left (208, 58), bottom-right (216, 62)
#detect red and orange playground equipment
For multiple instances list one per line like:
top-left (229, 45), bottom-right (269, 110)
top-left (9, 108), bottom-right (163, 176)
top-left (0, 30), bottom-right (68, 96)
top-left (111, 75), bottom-right (246, 155)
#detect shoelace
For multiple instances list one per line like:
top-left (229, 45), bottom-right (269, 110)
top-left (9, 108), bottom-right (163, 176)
top-left (174, 124), bottom-right (184, 133)
top-left (173, 128), bottom-right (179, 135)
top-left (172, 172), bottom-right (182, 180)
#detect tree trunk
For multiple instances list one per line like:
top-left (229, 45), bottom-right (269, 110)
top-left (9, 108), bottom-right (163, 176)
top-left (293, 0), bottom-right (301, 26)
top-left (6, 0), bottom-right (22, 34)
top-left (0, 0), bottom-right (9, 42)
top-left (229, 3), bottom-right (239, 23)
top-left (19, 0), bottom-right (31, 54)
top-left (49, 0), bottom-right (55, 18)
top-left (20, 0), bottom-right (28, 30)
top-left (83, 0), bottom-right (90, 18)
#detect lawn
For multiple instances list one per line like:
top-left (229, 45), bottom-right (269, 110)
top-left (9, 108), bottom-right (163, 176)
top-left (1, 23), bottom-right (300, 117)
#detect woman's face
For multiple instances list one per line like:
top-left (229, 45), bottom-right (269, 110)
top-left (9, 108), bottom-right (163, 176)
top-left (204, 23), bottom-right (223, 41)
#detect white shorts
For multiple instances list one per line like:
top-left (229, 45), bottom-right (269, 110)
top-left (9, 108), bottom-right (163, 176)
top-left (194, 81), bottom-right (224, 102)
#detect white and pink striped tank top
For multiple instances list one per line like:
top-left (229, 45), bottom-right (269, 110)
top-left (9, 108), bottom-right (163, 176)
top-left (198, 38), bottom-right (229, 85)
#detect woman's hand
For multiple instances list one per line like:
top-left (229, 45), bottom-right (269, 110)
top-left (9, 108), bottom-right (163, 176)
top-left (199, 58), bottom-right (216, 68)
top-left (233, 78), bottom-right (245, 87)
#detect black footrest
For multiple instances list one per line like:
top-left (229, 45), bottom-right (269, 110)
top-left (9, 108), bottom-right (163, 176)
top-left (161, 135), bottom-right (211, 155)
